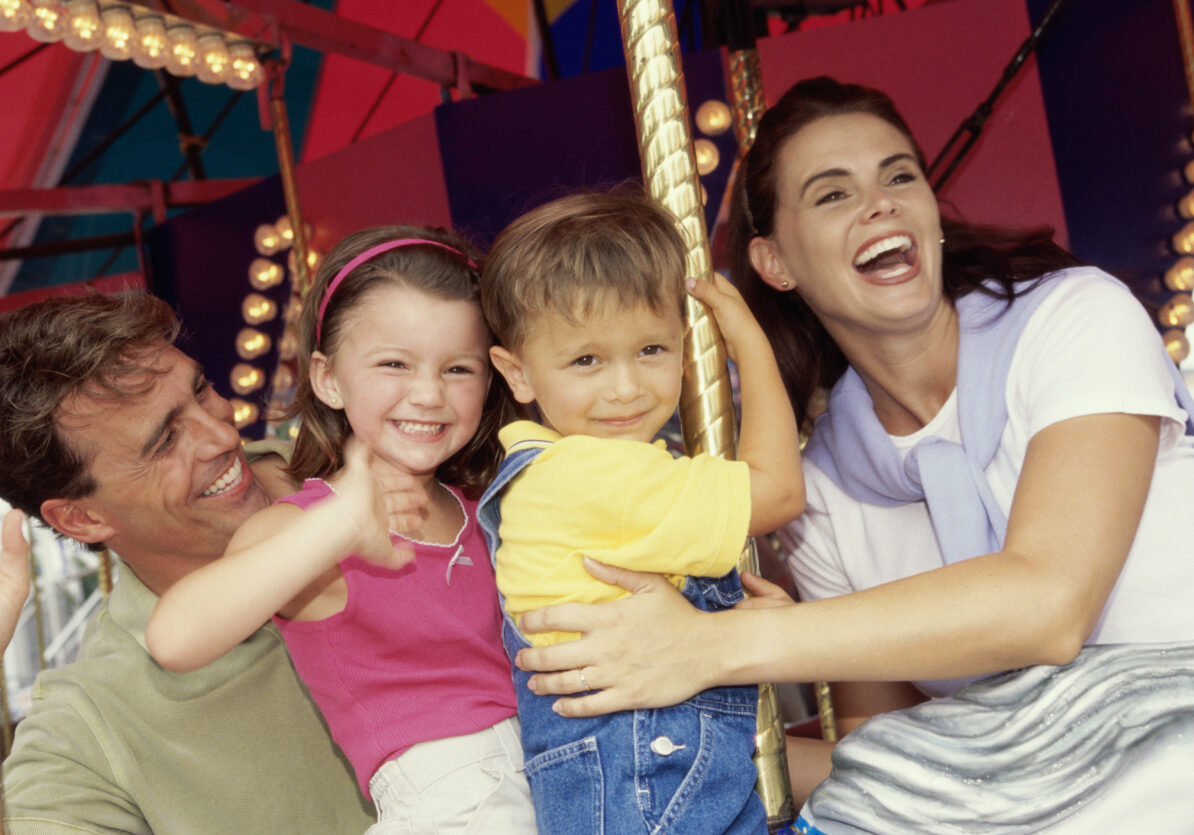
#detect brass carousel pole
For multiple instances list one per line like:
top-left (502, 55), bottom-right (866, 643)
top-left (264, 54), bottom-right (311, 298)
top-left (616, 1), bottom-right (794, 827)
top-left (723, 1), bottom-right (838, 748)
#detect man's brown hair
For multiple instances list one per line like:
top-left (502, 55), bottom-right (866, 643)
top-left (0, 293), bottom-right (178, 528)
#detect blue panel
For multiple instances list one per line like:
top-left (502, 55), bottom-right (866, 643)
top-left (436, 48), bottom-right (732, 250)
top-left (146, 176), bottom-right (289, 439)
top-left (1028, 0), bottom-right (1190, 301)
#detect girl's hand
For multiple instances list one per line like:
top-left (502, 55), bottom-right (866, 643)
top-left (515, 558), bottom-right (718, 717)
top-left (0, 510), bottom-right (32, 650)
top-left (686, 273), bottom-right (768, 365)
top-left (336, 438), bottom-right (427, 569)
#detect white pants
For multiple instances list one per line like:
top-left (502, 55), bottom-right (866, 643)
top-left (366, 717), bottom-right (536, 834)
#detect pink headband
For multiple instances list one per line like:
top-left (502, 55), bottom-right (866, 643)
top-left (315, 238), bottom-right (479, 343)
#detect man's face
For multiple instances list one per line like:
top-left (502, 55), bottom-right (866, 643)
top-left (52, 345), bottom-right (268, 593)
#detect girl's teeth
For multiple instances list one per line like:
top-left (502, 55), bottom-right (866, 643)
top-left (202, 458), bottom-right (242, 497)
top-left (395, 421), bottom-right (444, 435)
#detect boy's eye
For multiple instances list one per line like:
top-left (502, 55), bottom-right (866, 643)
top-left (446, 365), bottom-right (476, 375)
top-left (381, 360), bottom-right (408, 370)
top-left (641, 344), bottom-right (666, 357)
top-left (572, 354), bottom-right (597, 368)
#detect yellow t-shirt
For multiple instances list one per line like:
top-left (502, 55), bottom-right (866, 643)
top-left (494, 420), bottom-right (751, 646)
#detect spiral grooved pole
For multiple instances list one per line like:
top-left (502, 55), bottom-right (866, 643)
top-left (728, 48), bottom-right (765, 151)
top-left (617, 0), bottom-right (795, 827)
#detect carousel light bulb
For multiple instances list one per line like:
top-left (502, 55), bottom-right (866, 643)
top-left (695, 100), bottom-right (731, 136)
top-left (254, 223), bottom-right (281, 255)
top-left (694, 138), bottom-right (719, 176)
top-left (1172, 221), bottom-right (1194, 255)
top-left (1164, 328), bottom-right (1190, 363)
top-left (274, 215), bottom-right (294, 246)
top-left (98, 4), bottom-right (133, 61)
top-left (0, 0), bottom-right (32, 33)
top-left (284, 296), bottom-right (302, 323)
top-left (241, 293), bottom-right (278, 325)
top-left (226, 41), bottom-right (263, 91)
top-left (164, 23), bottom-right (198, 77)
top-left (236, 327), bottom-right (271, 360)
top-left (131, 13), bottom-right (168, 69)
top-left (273, 364), bottom-right (295, 392)
top-left (26, 0), bottom-right (67, 42)
top-left (248, 257), bottom-right (284, 290)
top-left (1180, 191), bottom-right (1194, 221)
top-left (62, 0), bottom-right (102, 51)
top-left (230, 363), bottom-right (265, 396)
top-left (287, 422), bottom-right (299, 439)
top-left (288, 247), bottom-right (322, 275)
top-left (1165, 257), bottom-right (1194, 292)
top-left (195, 31), bottom-right (230, 84)
top-left (1159, 293), bottom-right (1194, 328)
top-left (1186, 159), bottom-right (1194, 186)
top-left (278, 328), bottom-right (297, 360)
top-left (230, 398), bottom-right (260, 428)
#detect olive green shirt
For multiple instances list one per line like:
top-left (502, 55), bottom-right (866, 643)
top-left (2, 444), bottom-right (374, 833)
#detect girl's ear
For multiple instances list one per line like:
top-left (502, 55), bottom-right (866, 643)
top-left (308, 351), bottom-right (343, 409)
top-left (749, 236), bottom-right (796, 292)
top-left (489, 346), bottom-right (536, 404)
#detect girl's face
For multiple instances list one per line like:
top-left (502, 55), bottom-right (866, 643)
top-left (749, 112), bottom-right (945, 351)
top-left (311, 283), bottom-right (491, 482)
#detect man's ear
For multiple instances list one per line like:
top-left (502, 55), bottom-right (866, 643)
top-left (489, 346), bottom-right (536, 405)
top-left (40, 498), bottom-right (116, 545)
top-left (748, 236), bottom-right (796, 292)
top-left (308, 351), bottom-right (342, 409)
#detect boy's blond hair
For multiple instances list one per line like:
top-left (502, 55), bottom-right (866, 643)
top-left (481, 189), bottom-right (688, 350)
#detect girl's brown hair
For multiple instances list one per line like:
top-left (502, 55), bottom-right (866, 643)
top-left (284, 225), bottom-right (515, 498)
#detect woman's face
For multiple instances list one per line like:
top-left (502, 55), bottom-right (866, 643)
top-left (750, 112), bottom-right (945, 347)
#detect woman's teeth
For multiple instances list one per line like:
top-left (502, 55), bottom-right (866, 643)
top-left (855, 235), bottom-right (912, 270)
top-left (201, 457), bottom-right (242, 497)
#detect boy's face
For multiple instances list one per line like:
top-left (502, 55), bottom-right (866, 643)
top-left (491, 300), bottom-right (685, 443)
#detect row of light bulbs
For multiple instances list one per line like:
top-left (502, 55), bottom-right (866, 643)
top-left (0, 0), bottom-right (265, 90)
top-left (231, 215), bottom-right (321, 429)
top-left (1162, 159), bottom-right (1194, 362)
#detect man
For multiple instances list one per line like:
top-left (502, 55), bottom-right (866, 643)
top-left (0, 293), bottom-right (374, 833)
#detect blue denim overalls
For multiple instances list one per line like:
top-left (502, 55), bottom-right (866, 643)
top-left (478, 441), bottom-right (767, 834)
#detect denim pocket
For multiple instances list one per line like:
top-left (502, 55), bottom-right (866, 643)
top-left (524, 737), bottom-right (603, 834)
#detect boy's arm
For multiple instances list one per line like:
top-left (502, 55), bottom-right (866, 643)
top-left (686, 275), bottom-right (805, 534)
top-left (146, 440), bottom-right (424, 672)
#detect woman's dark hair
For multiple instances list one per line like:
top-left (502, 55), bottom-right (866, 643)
top-left (728, 76), bottom-right (1080, 425)
top-left (284, 224), bottom-right (515, 499)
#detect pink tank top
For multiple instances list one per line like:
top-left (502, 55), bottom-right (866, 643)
top-left (273, 479), bottom-right (516, 795)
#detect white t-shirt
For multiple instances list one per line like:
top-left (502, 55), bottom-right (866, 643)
top-left (780, 269), bottom-right (1194, 697)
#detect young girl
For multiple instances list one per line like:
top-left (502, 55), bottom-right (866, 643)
top-left (146, 226), bottom-right (535, 833)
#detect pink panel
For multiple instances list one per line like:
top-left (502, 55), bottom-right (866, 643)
top-left (757, 0), bottom-right (1068, 244)
top-left (296, 112), bottom-right (452, 255)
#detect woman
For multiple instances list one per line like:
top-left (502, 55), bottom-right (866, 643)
top-left (514, 77), bottom-right (1194, 832)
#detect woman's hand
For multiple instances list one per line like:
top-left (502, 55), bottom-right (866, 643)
top-left (515, 558), bottom-right (721, 717)
top-left (738, 571), bottom-right (797, 610)
top-left (0, 509), bottom-right (31, 650)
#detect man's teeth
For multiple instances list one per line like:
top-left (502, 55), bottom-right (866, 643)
top-left (201, 458), bottom-right (242, 497)
top-left (854, 235), bottom-right (912, 267)
top-left (394, 420), bottom-right (444, 435)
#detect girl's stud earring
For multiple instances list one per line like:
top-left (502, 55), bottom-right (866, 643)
top-left (780, 280), bottom-right (790, 289)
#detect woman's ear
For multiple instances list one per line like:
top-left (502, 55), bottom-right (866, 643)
top-left (749, 237), bottom-right (795, 292)
top-left (308, 351), bottom-right (342, 409)
top-left (489, 346), bottom-right (536, 405)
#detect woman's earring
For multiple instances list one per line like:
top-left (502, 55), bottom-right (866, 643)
top-left (939, 234), bottom-right (946, 245)
top-left (780, 280), bottom-right (790, 289)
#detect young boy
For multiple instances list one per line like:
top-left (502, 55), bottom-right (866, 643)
top-left (478, 189), bottom-right (805, 834)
